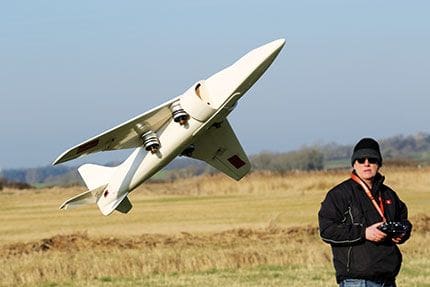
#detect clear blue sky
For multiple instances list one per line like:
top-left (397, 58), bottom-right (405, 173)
top-left (1, 1), bottom-right (429, 169)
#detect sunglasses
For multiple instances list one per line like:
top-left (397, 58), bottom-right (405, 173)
top-left (356, 157), bottom-right (379, 164)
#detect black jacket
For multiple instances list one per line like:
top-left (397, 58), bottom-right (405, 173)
top-left (318, 172), bottom-right (412, 283)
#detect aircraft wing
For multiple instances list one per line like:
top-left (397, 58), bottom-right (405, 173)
top-left (189, 120), bottom-right (250, 180)
top-left (53, 97), bottom-right (179, 165)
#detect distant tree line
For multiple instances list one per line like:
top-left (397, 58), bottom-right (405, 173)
top-left (1, 132), bottom-right (429, 187)
top-left (0, 177), bottom-right (33, 190)
top-left (381, 133), bottom-right (430, 159)
top-left (251, 148), bottom-right (324, 172)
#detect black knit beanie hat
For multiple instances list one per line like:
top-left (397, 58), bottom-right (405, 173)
top-left (351, 138), bottom-right (382, 166)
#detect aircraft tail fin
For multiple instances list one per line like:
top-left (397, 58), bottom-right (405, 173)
top-left (59, 184), bottom-right (132, 215)
top-left (64, 163), bottom-right (133, 216)
top-left (59, 184), bottom-right (107, 210)
top-left (97, 192), bottom-right (132, 216)
top-left (78, 163), bottom-right (117, 190)
top-left (115, 196), bottom-right (132, 214)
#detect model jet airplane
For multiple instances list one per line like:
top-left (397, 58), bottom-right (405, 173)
top-left (53, 38), bottom-right (286, 215)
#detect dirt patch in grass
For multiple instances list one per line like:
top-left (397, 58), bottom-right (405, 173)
top-left (0, 224), bottom-right (318, 258)
top-left (3, 213), bottom-right (427, 259)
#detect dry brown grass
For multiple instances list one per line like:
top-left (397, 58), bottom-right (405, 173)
top-left (0, 166), bottom-right (429, 286)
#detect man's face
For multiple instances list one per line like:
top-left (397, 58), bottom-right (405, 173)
top-left (353, 157), bottom-right (380, 182)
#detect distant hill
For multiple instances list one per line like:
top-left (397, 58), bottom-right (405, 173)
top-left (0, 165), bottom-right (81, 188)
top-left (320, 132), bottom-right (430, 168)
top-left (1, 132), bottom-right (429, 187)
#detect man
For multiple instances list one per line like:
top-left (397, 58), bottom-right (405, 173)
top-left (318, 138), bottom-right (412, 287)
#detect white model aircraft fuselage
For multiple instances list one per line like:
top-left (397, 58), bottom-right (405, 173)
top-left (53, 39), bottom-right (286, 215)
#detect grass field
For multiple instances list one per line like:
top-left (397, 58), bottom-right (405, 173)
top-left (1, 167), bottom-right (429, 286)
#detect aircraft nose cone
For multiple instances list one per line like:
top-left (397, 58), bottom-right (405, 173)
top-left (268, 38), bottom-right (286, 52)
top-left (255, 38), bottom-right (286, 61)
top-left (198, 39), bottom-right (287, 108)
top-left (274, 38), bottom-right (286, 54)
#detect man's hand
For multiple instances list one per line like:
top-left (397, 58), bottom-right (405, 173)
top-left (391, 234), bottom-right (405, 244)
top-left (365, 222), bottom-right (387, 242)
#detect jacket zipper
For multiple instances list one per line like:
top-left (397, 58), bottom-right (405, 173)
top-left (347, 246), bottom-right (352, 273)
top-left (346, 206), bottom-right (354, 273)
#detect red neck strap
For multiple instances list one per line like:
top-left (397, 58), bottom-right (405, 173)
top-left (351, 172), bottom-right (386, 222)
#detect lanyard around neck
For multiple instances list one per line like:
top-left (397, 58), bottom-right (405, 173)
top-left (351, 172), bottom-right (386, 222)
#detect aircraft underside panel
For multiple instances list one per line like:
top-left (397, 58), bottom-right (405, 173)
top-left (190, 120), bottom-right (250, 180)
